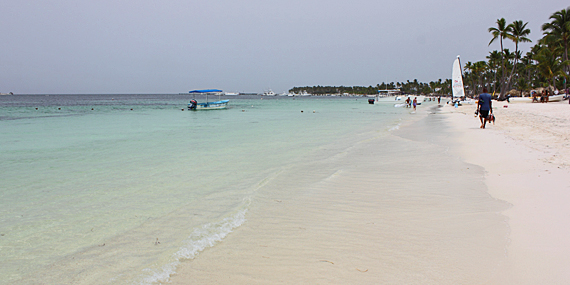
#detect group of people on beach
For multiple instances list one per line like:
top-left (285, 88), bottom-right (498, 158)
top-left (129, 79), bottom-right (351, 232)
top-left (405, 97), bottom-right (418, 110)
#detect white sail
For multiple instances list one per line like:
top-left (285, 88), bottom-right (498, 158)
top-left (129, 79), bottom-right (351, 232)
top-left (452, 56), bottom-right (465, 98)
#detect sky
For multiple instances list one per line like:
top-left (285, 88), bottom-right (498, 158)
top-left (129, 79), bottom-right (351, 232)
top-left (0, 0), bottom-right (567, 94)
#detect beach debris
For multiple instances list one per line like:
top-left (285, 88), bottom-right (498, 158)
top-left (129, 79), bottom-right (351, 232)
top-left (154, 238), bottom-right (160, 245)
top-left (319, 260), bottom-right (334, 264)
top-left (274, 199), bottom-right (282, 203)
top-left (99, 243), bottom-right (105, 247)
top-left (356, 268), bottom-right (368, 272)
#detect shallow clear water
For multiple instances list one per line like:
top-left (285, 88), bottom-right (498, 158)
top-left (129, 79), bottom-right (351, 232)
top-left (0, 94), bottom-right (414, 284)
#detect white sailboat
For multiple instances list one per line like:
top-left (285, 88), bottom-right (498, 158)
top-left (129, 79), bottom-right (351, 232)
top-left (450, 56), bottom-right (475, 105)
top-left (452, 56), bottom-right (465, 98)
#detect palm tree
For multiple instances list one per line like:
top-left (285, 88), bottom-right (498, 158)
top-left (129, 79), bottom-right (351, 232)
top-left (506, 20), bottom-right (532, 90)
top-left (472, 61), bottom-right (488, 94)
top-left (486, 50), bottom-right (502, 93)
top-left (463, 61), bottom-right (474, 95)
top-left (542, 7), bottom-right (570, 90)
top-left (489, 18), bottom-right (513, 98)
top-left (535, 45), bottom-right (569, 93)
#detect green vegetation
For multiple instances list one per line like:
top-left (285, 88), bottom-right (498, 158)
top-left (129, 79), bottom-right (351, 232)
top-left (291, 6), bottom-right (570, 99)
top-left (464, 6), bottom-right (570, 99)
top-left (289, 79), bottom-right (451, 96)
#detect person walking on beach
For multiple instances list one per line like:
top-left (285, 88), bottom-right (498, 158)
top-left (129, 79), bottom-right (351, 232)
top-left (477, 88), bottom-right (493, 129)
top-left (438, 96), bottom-right (441, 104)
top-left (413, 97), bottom-right (417, 111)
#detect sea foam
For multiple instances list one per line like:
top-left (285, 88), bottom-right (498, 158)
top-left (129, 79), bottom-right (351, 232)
top-left (138, 209), bottom-right (247, 285)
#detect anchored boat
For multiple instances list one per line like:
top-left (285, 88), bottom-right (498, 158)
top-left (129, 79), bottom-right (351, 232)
top-left (188, 89), bottom-right (229, 110)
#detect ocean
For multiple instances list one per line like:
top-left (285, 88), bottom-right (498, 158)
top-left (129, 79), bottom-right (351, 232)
top-left (1, 94), bottom-right (424, 284)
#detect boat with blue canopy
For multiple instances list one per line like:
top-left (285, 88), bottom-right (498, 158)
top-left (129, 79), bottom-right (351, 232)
top-left (188, 89), bottom-right (229, 110)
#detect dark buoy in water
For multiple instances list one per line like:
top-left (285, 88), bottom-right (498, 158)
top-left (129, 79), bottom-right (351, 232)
top-left (35, 108), bottom-right (38, 110)
top-left (58, 107), bottom-right (61, 110)
top-left (181, 108), bottom-right (185, 111)
top-left (301, 110), bottom-right (304, 113)
top-left (368, 99), bottom-right (375, 104)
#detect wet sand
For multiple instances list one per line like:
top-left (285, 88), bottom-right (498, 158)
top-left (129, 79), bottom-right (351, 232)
top-left (168, 104), bottom-right (515, 284)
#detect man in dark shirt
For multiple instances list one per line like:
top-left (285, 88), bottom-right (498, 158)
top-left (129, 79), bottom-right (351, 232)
top-left (477, 88), bottom-right (493, 129)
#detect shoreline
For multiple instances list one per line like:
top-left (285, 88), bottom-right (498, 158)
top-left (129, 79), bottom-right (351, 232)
top-left (168, 104), bottom-right (511, 284)
top-left (166, 100), bottom-right (570, 284)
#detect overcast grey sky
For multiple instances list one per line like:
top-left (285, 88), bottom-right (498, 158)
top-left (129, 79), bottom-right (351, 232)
top-left (1, 0), bottom-right (567, 94)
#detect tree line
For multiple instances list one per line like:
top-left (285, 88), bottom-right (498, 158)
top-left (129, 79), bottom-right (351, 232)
top-left (289, 79), bottom-right (451, 96)
top-left (464, 6), bottom-right (569, 99)
top-left (291, 6), bottom-right (570, 99)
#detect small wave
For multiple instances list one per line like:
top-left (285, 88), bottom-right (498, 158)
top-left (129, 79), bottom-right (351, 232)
top-left (388, 125), bottom-right (400, 131)
top-left (138, 209), bottom-right (247, 284)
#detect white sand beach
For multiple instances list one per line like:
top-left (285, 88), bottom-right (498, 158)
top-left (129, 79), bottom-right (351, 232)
top-left (168, 100), bottom-right (570, 284)
top-left (442, 100), bottom-right (570, 284)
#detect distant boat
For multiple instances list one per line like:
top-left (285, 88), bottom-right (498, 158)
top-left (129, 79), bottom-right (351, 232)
top-left (508, 97), bottom-right (532, 103)
top-left (188, 89), bottom-right (229, 110)
top-left (549, 94), bottom-right (564, 102)
top-left (224, 92), bottom-right (239, 96)
top-left (508, 94), bottom-right (563, 103)
top-left (298, 90), bottom-right (311, 96)
top-left (263, 89), bottom-right (276, 96)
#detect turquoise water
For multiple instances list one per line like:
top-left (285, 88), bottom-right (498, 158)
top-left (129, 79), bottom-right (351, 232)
top-left (0, 95), bottom-right (415, 284)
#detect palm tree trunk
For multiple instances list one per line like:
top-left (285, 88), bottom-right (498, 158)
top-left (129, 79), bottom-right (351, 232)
top-left (500, 39), bottom-right (507, 99)
top-left (506, 43), bottom-right (519, 92)
top-left (564, 41), bottom-right (570, 91)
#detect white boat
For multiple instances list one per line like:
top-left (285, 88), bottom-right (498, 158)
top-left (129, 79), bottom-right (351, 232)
top-left (189, 99), bottom-right (229, 110)
top-left (549, 94), bottom-right (564, 102)
top-left (224, 92), bottom-right (239, 96)
top-left (263, 89), bottom-right (276, 96)
top-left (448, 56), bottom-right (475, 106)
top-left (298, 90), bottom-right (312, 96)
top-left (188, 89), bottom-right (229, 110)
top-left (508, 97), bottom-right (533, 103)
top-left (452, 55), bottom-right (465, 99)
